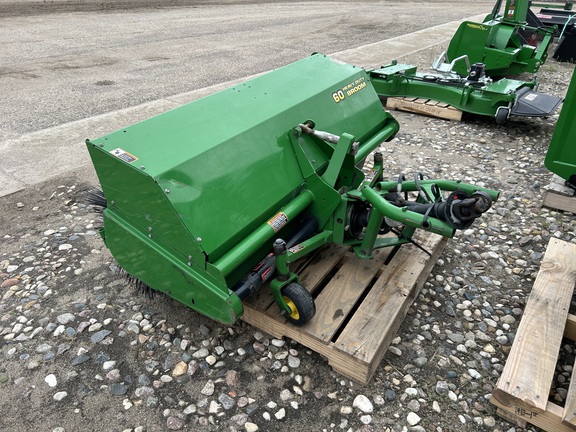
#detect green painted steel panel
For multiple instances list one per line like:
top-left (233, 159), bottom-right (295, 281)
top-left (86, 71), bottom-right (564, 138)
top-left (104, 211), bottom-right (243, 324)
top-left (545, 67), bottom-right (576, 184)
top-left (88, 54), bottom-right (388, 262)
top-left (446, 4), bottom-right (553, 78)
top-left (84, 53), bottom-right (500, 326)
top-left (369, 64), bottom-right (532, 117)
top-left (86, 143), bottom-right (207, 267)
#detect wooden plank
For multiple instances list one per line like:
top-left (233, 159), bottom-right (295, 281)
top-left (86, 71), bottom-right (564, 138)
top-left (491, 398), bottom-right (576, 432)
top-left (562, 313), bottom-right (576, 426)
top-left (241, 304), bottom-right (373, 382)
top-left (543, 190), bottom-right (576, 213)
top-left (241, 230), bottom-right (448, 384)
top-left (333, 233), bottom-right (445, 370)
top-left (413, 98), bottom-right (428, 104)
top-left (297, 245), bottom-right (349, 293)
top-left (425, 100), bottom-right (439, 106)
top-left (563, 358), bottom-right (576, 426)
top-left (565, 314), bottom-right (576, 340)
top-left (496, 407), bottom-right (527, 428)
top-left (385, 97), bottom-right (462, 121)
top-left (306, 248), bottom-right (392, 342)
top-left (543, 174), bottom-right (576, 212)
top-left (492, 238), bottom-right (576, 412)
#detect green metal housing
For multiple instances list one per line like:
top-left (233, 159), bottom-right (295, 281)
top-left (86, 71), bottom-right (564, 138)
top-left (446, 0), bottom-right (555, 77)
top-left (545, 67), bottom-right (576, 186)
top-left (86, 54), bottom-right (499, 325)
top-left (86, 54), bottom-right (399, 324)
top-left (370, 62), bottom-right (536, 119)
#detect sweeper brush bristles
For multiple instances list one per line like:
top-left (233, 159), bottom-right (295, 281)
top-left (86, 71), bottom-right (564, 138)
top-left (115, 266), bottom-right (157, 300)
top-left (85, 189), bottom-right (107, 212)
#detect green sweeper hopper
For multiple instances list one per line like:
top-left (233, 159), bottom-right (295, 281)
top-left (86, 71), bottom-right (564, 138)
top-left (86, 54), bottom-right (499, 326)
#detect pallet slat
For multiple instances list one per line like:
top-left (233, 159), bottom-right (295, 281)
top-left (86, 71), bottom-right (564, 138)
top-left (385, 97), bottom-right (462, 121)
top-left (491, 238), bottom-right (576, 431)
top-left (241, 231), bottom-right (447, 384)
top-left (564, 366), bottom-right (576, 425)
top-left (335, 232), bottom-right (442, 362)
top-left (564, 314), bottom-right (576, 340)
top-left (306, 249), bottom-right (391, 343)
top-left (544, 193), bottom-right (576, 213)
top-left (543, 174), bottom-right (576, 213)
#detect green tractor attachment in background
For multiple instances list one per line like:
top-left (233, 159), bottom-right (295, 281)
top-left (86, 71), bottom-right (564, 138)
top-left (437, 0), bottom-right (555, 77)
top-left (86, 54), bottom-right (498, 327)
top-left (370, 61), bottom-right (563, 123)
top-left (545, 65), bottom-right (576, 188)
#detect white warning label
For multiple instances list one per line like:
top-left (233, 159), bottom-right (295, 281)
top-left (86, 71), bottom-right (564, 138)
top-left (110, 148), bottom-right (138, 163)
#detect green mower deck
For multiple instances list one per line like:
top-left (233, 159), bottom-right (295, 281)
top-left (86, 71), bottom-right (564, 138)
top-left (370, 61), bottom-right (562, 123)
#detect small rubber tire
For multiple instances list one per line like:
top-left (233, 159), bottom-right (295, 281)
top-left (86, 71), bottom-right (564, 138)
top-left (495, 108), bottom-right (509, 125)
top-left (281, 282), bottom-right (316, 326)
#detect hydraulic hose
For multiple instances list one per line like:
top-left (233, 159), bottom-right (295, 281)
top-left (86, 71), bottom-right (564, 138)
top-left (233, 217), bottom-right (319, 300)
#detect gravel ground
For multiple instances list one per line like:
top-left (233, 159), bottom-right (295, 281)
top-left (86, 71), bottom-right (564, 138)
top-left (2, 34), bottom-right (576, 432)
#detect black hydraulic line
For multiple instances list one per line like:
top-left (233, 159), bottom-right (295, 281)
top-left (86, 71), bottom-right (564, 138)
top-left (233, 217), bottom-right (319, 300)
top-left (390, 228), bottom-right (432, 257)
top-left (414, 172), bottom-right (433, 203)
top-left (491, 0), bottom-right (504, 20)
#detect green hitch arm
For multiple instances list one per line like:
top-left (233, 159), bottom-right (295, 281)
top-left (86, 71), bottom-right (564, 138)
top-left (215, 189), bottom-right (315, 277)
top-left (270, 239), bottom-right (298, 316)
top-left (354, 121), bottom-right (400, 166)
top-left (377, 179), bottom-right (500, 202)
top-left (357, 204), bottom-right (385, 258)
top-left (489, 0), bottom-right (503, 20)
top-left (535, 27), bottom-right (556, 62)
top-left (361, 187), bottom-right (456, 238)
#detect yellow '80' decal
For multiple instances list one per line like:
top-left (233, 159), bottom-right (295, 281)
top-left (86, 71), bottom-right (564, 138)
top-left (332, 90), bottom-right (345, 103)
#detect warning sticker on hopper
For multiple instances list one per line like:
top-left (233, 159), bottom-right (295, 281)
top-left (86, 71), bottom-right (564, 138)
top-left (267, 212), bottom-right (289, 232)
top-left (110, 148), bottom-right (139, 163)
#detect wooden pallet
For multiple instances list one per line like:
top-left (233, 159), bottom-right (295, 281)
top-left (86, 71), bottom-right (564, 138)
top-left (543, 174), bottom-right (576, 213)
top-left (491, 238), bottom-right (576, 431)
top-left (241, 231), bottom-right (447, 384)
top-left (386, 97), bottom-right (463, 121)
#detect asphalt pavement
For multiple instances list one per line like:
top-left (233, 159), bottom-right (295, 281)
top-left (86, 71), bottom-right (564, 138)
top-left (0, 1), bottom-right (491, 197)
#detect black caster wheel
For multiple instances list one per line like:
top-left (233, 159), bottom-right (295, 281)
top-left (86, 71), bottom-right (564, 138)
top-left (281, 282), bottom-right (316, 326)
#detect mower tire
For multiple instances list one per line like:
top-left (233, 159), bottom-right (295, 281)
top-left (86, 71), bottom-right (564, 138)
top-left (495, 107), bottom-right (510, 125)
